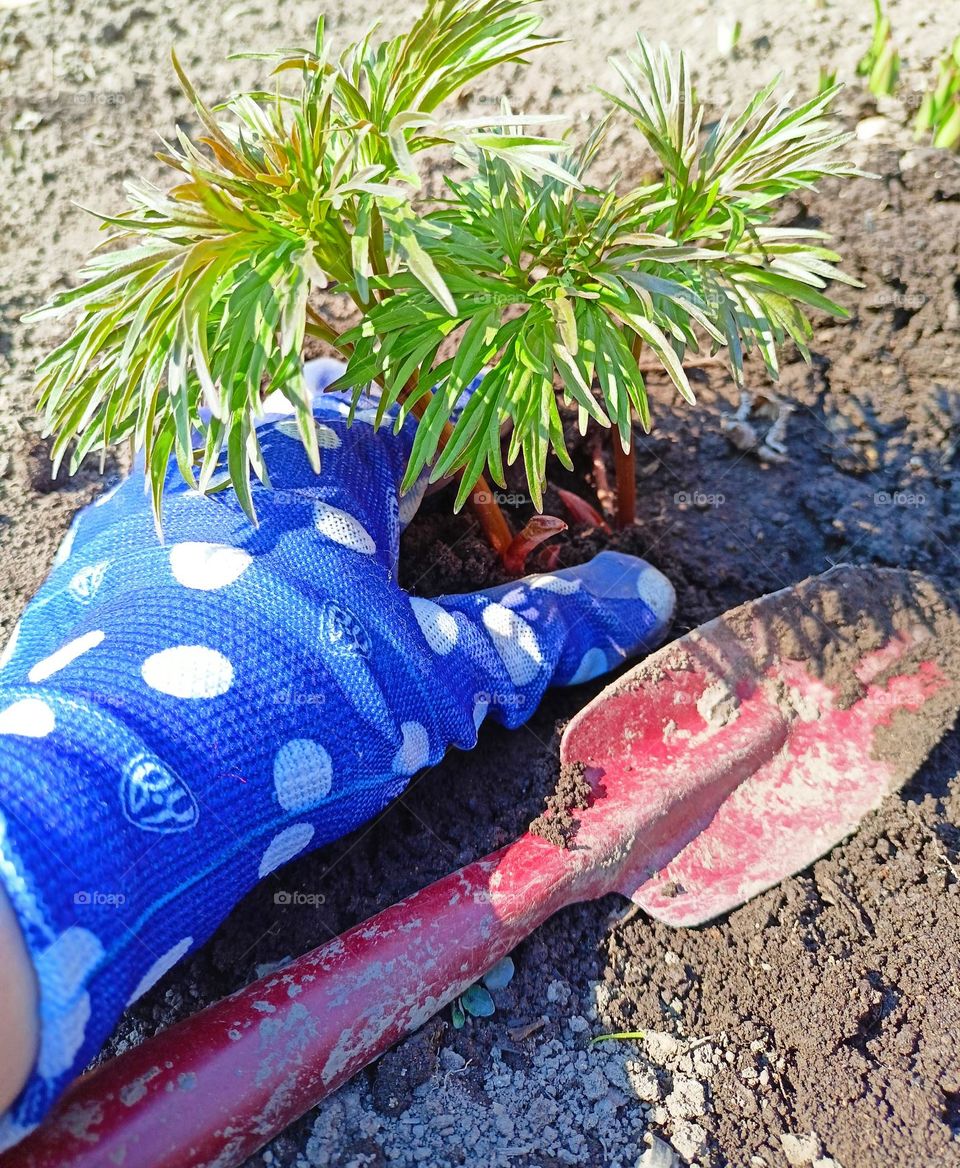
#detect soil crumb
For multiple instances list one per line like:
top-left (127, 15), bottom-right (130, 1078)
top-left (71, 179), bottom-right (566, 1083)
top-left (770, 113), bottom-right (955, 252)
top-left (529, 759), bottom-right (592, 848)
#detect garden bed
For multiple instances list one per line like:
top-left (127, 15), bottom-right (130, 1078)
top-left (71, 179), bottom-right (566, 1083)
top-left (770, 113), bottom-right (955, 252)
top-left (2, 2), bottom-right (960, 1165)
top-left (103, 144), bottom-right (960, 1168)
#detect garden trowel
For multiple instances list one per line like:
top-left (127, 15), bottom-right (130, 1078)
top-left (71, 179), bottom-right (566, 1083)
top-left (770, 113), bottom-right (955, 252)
top-left (5, 565), bottom-right (959, 1168)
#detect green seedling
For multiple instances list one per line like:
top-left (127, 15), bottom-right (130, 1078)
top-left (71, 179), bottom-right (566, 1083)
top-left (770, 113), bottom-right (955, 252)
top-left (856, 0), bottom-right (900, 98)
top-left (451, 956), bottom-right (515, 1029)
top-left (589, 1030), bottom-right (646, 1044)
top-left (715, 14), bottom-right (743, 59)
top-left (914, 36), bottom-right (960, 151)
top-left (26, 0), bottom-right (858, 548)
top-left (817, 65), bottom-right (838, 97)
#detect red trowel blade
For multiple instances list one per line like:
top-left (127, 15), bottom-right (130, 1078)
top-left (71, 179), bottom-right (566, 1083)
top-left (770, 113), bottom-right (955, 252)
top-left (561, 566), bottom-right (960, 927)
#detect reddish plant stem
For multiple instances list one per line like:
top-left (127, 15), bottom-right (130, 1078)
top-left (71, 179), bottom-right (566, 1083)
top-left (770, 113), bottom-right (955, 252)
top-left (610, 335), bottom-right (644, 529)
top-left (611, 438), bottom-right (637, 529)
top-left (469, 485), bottom-right (516, 560)
top-left (411, 406), bottom-right (514, 562)
top-left (555, 486), bottom-right (610, 534)
top-left (502, 515), bottom-right (567, 575)
top-left (589, 430), bottom-right (615, 522)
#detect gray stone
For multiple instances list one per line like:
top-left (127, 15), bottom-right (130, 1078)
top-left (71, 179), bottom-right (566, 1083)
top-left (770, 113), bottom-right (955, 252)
top-left (635, 1134), bottom-right (680, 1167)
top-left (781, 1131), bottom-right (823, 1166)
top-left (546, 978), bottom-right (571, 1005)
top-left (438, 1048), bottom-right (465, 1072)
top-left (627, 1060), bottom-right (663, 1103)
top-left (643, 1031), bottom-right (682, 1063)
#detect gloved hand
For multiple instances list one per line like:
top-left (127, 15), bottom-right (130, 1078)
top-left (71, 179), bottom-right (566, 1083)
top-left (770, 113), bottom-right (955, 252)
top-left (0, 359), bottom-right (674, 1145)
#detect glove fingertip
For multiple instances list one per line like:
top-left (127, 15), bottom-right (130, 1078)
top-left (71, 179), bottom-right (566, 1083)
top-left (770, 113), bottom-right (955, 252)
top-left (633, 558), bottom-right (677, 637)
top-left (549, 550), bottom-right (675, 627)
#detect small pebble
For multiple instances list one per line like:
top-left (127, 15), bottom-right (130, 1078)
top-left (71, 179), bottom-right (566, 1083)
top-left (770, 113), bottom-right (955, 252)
top-left (781, 1131), bottom-right (823, 1166)
top-left (636, 1134), bottom-right (680, 1167)
top-left (546, 978), bottom-right (571, 1005)
top-left (438, 1048), bottom-right (465, 1073)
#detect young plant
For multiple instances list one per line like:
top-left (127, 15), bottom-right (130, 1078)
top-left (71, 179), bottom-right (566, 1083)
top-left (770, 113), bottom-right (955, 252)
top-left (26, 0), bottom-right (564, 557)
top-left (914, 36), bottom-right (960, 151)
top-left (596, 43), bottom-right (858, 518)
top-left (817, 65), bottom-right (838, 97)
top-left (589, 1030), bottom-right (646, 1044)
top-left (451, 956), bottom-right (514, 1029)
top-left (856, 0), bottom-right (900, 99)
top-left (27, 0), bottom-right (857, 553)
top-left (715, 13), bottom-right (743, 60)
top-left (331, 41), bottom-right (857, 527)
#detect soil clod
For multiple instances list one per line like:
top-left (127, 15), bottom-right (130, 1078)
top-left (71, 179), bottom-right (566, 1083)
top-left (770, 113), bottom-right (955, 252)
top-left (528, 760), bottom-right (592, 848)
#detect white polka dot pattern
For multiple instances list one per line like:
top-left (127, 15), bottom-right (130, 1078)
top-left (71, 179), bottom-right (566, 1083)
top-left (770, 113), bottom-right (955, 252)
top-left (0, 620), bottom-right (20, 671)
top-left (34, 927), bottom-right (104, 1079)
top-left (92, 481), bottom-right (122, 507)
top-left (393, 721), bottom-right (430, 775)
top-left (258, 823), bottom-right (315, 877)
top-left (636, 567), bottom-right (676, 617)
top-left (274, 739), bottom-right (333, 811)
top-left (568, 646), bottom-right (609, 685)
top-left (352, 408), bottom-right (381, 426)
top-left (529, 573), bottom-right (581, 595)
top-left (409, 598), bottom-right (459, 655)
top-left (169, 543), bottom-right (253, 591)
top-left (125, 937), bottom-right (194, 1006)
top-left (315, 423), bottom-right (342, 450)
top-left (482, 603), bottom-right (543, 686)
top-left (141, 646), bottom-right (234, 699)
top-left (313, 501), bottom-right (376, 555)
top-left (398, 477), bottom-right (429, 527)
top-left (28, 630), bottom-right (105, 683)
top-left (472, 695), bottom-right (490, 730)
top-left (52, 523), bottom-right (77, 568)
top-left (498, 585), bottom-right (527, 609)
top-left (0, 697), bottom-right (56, 738)
top-left (275, 418), bottom-right (342, 449)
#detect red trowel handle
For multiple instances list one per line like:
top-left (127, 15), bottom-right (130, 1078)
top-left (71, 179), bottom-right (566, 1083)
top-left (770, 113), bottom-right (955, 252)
top-left (4, 834), bottom-right (576, 1168)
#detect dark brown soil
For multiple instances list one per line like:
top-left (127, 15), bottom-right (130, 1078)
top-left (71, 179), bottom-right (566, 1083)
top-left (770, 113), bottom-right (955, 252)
top-left (97, 141), bottom-right (960, 1168)
top-left (529, 758), bottom-right (591, 847)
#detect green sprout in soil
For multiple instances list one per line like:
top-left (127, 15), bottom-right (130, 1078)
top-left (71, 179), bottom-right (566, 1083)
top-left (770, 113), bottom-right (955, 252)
top-left (856, 0), bottom-right (900, 99)
top-left (26, 0), bottom-right (858, 561)
top-left (715, 14), bottom-right (743, 60)
top-left (451, 956), bottom-right (514, 1029)
top-left (817, 65), bottom-right (838, 98)
top-left (589, 1030), bottom-right (646, 1045)
top-left (914, 36), bottom-right (960, 151)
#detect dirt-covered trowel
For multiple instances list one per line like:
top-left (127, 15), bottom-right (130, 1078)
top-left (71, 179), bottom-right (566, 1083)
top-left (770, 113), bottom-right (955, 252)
top-left (6, 566), bottom-right (960, 1168)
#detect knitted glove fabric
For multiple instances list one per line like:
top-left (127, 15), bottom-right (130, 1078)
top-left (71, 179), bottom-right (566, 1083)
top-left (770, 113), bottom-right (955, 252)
top-left (0, 359), bottom-right (675, 1145)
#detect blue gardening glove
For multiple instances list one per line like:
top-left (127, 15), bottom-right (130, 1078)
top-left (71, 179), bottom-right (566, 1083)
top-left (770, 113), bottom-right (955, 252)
top-left (0, 359), bottom-right (674, 1145)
